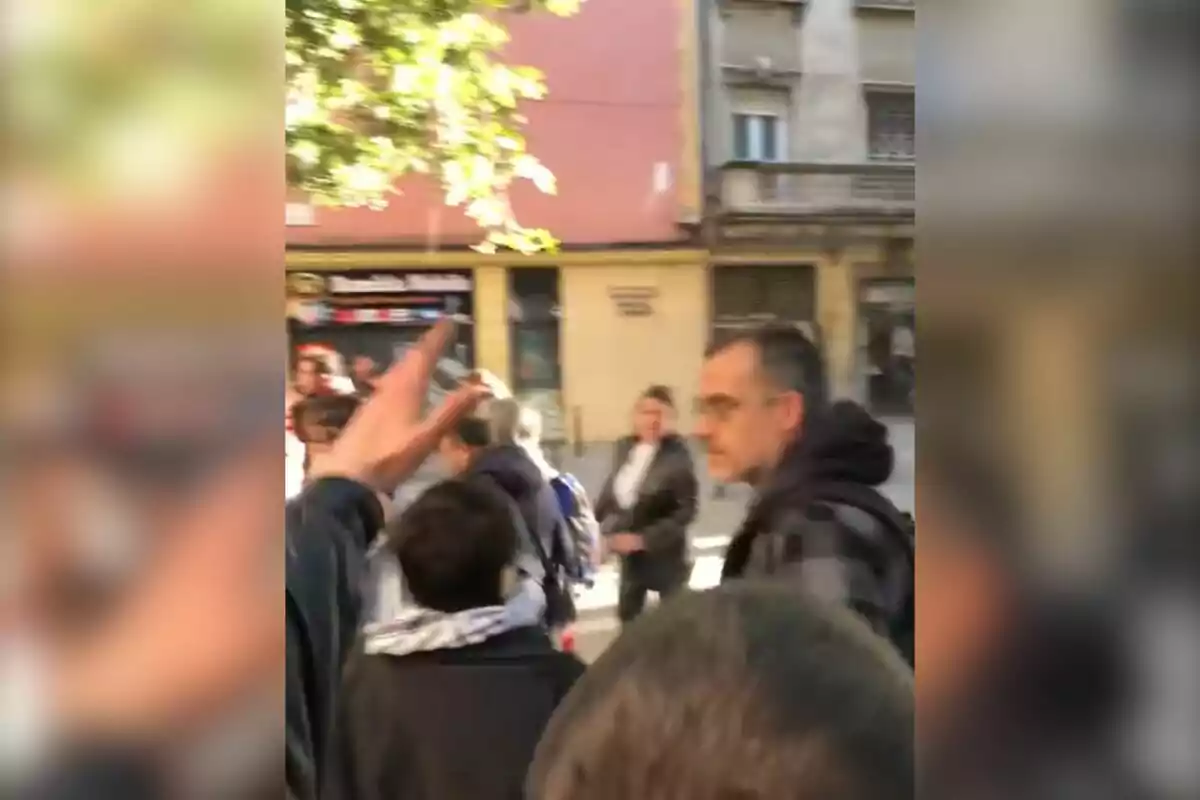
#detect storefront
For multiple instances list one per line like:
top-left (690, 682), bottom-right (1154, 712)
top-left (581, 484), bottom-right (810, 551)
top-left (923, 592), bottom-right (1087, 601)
top-left (857, 279), bottom-right (915, 416)
top-left (706, 238), bottom-right (914, 411)
top-left (709, 263), bottom-right (818, 346)
top-left (508, 267), bottom-right (566, 442)
top-left (286, 268), bottom-right (476, 396)
top-left (285, 250), bottom-right (711, 444)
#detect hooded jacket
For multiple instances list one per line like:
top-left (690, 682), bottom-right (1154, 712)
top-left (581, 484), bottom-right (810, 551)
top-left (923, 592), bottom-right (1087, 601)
top-left (467, 444), bottom-right (576, 586)
top-left (322, 603), bottom-right (584, 800)
top-left (721, 401), bottom-right (912, 637)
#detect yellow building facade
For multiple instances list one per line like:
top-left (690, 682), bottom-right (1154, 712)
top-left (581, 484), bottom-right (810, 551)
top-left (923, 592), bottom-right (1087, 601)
top-left (286, 249), bottom-right (709, 444)
top-left (286, 243), bottom-right (908, 443)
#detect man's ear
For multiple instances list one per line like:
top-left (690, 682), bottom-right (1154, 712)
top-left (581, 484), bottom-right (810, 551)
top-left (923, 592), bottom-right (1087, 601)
top-left (778, 390), bottom-right (806, 434)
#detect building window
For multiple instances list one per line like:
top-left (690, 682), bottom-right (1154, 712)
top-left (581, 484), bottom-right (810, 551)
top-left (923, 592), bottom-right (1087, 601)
top-left (508, 268), bottom-right (562, 393)
top-left (732, 113), bottom-right (785, 162)
top-left (867, 92), bottom-right (915, 161)
top-left (859, 280), bottom-right (915, 416)
top-left (711, 265), bottom-right (817, 343)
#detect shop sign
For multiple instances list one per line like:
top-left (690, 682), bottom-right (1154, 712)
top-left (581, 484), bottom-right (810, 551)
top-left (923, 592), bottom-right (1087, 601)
top-left (327, 273), bottom-right (472, 295)
top-left (287, 269), bottom-right (474, 327)
top-left (608, 286), bottom-right (658, 317)
top-left (287, 272), bottom-right (326, 297)
top-left (862, 282), bottom-right (915, 306)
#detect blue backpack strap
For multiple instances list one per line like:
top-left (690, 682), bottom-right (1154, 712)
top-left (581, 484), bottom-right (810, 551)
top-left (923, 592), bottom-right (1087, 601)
top-left (550, 474), bottom-right (575, 513)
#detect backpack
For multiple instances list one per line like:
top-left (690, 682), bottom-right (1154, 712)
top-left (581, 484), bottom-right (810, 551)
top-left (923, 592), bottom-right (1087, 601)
top-left (524, 509), bottom-right (577, 630)
top-left (470, 471), bottom-right (577, 629)
top-left (810, 482), bottom-right (915, 667)
top-left (549, 472), bottom-right (601, 587)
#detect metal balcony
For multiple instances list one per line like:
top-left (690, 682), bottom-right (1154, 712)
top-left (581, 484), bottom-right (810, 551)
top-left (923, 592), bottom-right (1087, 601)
top-left (719, 160), bottom-right (914, 218)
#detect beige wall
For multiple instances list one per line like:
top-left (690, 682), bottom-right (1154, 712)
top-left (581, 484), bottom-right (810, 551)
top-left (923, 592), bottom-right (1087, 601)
top-left (714, 6), bottom-right (916, 166)
top-left (560, 260), bottom-right (708, 442)
top-left (473, 265), bottom-right (511, 387)
top-left (722, 3), bottom-right (798, 70)
top-left (858, 12), bottom-right (916, 85)
top-left (817, 252), bottom-right (858, 400)
top-left (727, 86), bottom-right (791, 118)
top-left (722, 5), bottom-right (914, 86)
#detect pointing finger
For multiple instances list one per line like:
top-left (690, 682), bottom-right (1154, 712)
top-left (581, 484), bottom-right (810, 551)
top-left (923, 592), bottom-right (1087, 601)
top-left (376, 318), bottom-right (456, 420)
top-left (370, 384), bottom-right (491, 489)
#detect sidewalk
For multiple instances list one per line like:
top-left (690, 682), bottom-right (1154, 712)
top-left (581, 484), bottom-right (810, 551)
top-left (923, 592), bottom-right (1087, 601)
top-left (573, 536), bottom-right (730, 619)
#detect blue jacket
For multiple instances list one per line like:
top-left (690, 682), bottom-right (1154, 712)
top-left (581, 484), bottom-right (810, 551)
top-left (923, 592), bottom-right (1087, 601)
top-left (467, 444), bottom-right (576, 584)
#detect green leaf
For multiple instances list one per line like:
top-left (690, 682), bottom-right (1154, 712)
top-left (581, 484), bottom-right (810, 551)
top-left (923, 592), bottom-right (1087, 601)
top-left (286, 0), bottom-right (580, 253)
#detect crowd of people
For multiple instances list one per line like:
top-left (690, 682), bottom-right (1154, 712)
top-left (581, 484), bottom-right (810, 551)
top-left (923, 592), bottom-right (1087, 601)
top-left (285, 319), bottom-right (915, 800)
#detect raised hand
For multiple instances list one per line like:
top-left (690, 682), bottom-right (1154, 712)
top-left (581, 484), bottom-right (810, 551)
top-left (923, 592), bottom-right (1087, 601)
top-left (308, 319), bottom-right (492, 494)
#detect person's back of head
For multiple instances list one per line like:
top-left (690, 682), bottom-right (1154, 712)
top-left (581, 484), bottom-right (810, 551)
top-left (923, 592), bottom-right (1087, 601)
top-left (293, 393), bottom-right (361, 444)
top-left (386, 478), bottom-right (518, 613)
top-left (439, 397), bottom-right (539, 473)
top-left (438, 409), bottom-right (493, 476)
top-left (527, 583), bottom-right (914, 800)
top-left (294, 393), bottom-right (362, 479)
top-left (487, 397), bottom-right (543, 448)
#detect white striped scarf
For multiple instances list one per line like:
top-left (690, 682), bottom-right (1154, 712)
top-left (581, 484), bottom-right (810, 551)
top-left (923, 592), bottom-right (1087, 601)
top-left (363, 550), bottom-right (547, 656)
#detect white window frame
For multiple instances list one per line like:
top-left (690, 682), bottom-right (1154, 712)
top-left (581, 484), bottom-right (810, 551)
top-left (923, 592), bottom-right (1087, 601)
top-left (731, 111), bottom-right (787, 163)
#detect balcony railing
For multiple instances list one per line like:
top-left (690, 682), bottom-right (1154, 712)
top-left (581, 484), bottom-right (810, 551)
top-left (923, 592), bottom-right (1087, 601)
top-left (720, 160), bottom-right (915, 217)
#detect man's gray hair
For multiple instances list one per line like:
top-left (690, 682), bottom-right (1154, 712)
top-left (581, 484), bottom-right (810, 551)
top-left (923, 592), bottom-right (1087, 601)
top-left (706, 324), bottom-right (829, 409)
top-left (487, 398), bottom-right (543, 446)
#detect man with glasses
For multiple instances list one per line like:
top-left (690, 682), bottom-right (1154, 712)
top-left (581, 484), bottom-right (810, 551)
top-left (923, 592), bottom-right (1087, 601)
top-left (695, 325), bottom-right (913, 650)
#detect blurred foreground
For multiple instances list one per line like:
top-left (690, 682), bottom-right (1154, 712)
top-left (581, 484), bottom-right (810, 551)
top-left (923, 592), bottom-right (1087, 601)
top-left (3, 0), bottom-right (1199, 797)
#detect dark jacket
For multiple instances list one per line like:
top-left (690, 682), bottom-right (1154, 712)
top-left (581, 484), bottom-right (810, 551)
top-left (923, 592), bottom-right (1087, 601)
top-left (286, 477), bottom-right (384, 800)
top-left (595, 434), bottom-right (699, 590)
top-left (323, 625), bottom-right (585, 800)
top-left (721, 401), bottom-right (912, 637)
top-left (468, 444), bottom-right (574, 585)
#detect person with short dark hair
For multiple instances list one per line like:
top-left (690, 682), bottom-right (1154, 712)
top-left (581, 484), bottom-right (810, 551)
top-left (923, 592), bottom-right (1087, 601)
top-left (697, 325), bottom-right (913, 653)
top-left (323, 478), bottom-right (585, 800)
top-left (292, 355), bottom-right (329, 398)
top-left (526, 583), bottom-right (913, 800)
top-left (291, 393), bottom-right (362, 478)
top-left (349, 355), bottom-right (379, 399)
top-left (594, 385), bottom-right (699, 624)
top-left (438, 398), bottom-right (579, 630)
top-left (395, 478), bottom-right (516, 612)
